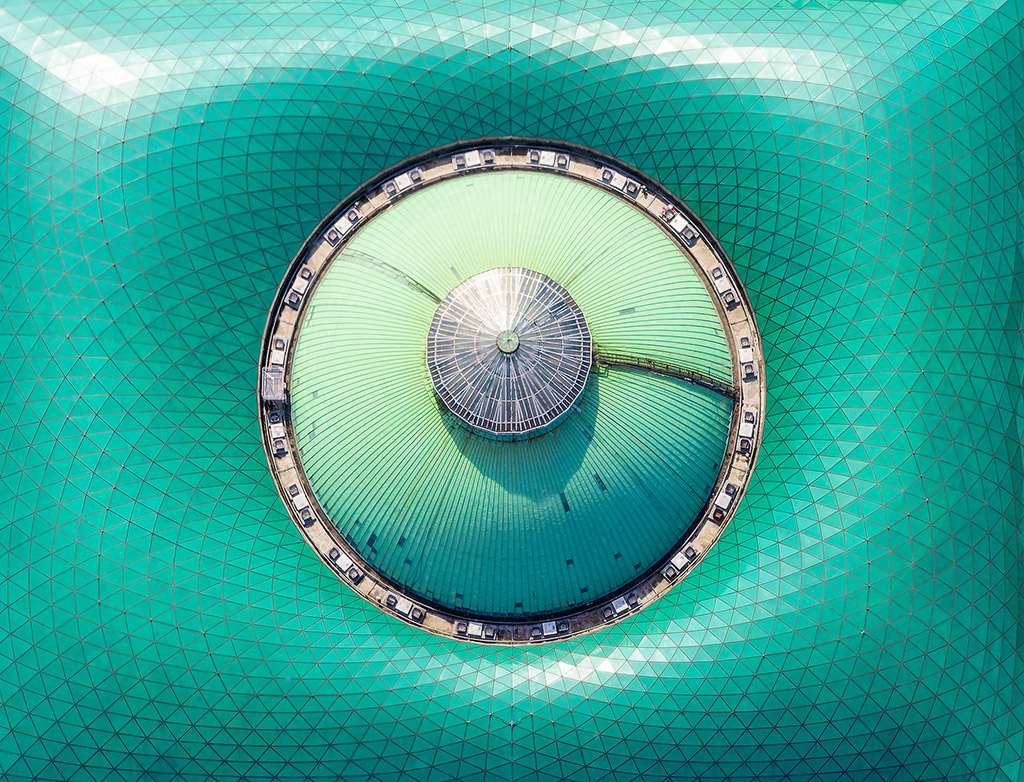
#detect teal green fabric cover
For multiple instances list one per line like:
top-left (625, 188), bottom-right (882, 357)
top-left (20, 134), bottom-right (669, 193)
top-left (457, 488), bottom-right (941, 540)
top-left (290, 171), bottom-right (733, 617)
top-left (1, 1), bottom-right (1022, 781)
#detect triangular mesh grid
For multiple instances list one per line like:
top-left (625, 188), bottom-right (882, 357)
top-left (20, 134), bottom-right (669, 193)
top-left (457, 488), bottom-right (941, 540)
top-left (1, 1), bottom-right (1021, 780)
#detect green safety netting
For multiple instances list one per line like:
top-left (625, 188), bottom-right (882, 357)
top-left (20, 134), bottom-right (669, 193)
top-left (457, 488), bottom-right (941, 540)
top-left (1, 1), bottom-right (1021, 780)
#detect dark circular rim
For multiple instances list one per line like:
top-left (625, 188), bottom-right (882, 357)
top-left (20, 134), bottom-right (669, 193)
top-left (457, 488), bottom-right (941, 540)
top-left (257, 138), bottom-right (767, 644)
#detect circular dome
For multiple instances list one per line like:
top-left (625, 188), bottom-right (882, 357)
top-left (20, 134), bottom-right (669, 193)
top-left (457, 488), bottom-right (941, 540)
top-left (261, 141), bottom-right (765, 641)
top-left (426, 267), bottom-right (592, 438)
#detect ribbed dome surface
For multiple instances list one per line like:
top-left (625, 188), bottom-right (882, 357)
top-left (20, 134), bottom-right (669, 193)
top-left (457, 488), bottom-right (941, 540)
top-left (289, 171), bottom-right (733, 617)
top-left (1, 1), bottom-right (1021, 781)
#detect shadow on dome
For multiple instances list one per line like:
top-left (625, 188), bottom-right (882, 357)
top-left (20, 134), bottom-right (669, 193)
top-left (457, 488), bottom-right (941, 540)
top-left (437, 375), bottom-right (600, 502)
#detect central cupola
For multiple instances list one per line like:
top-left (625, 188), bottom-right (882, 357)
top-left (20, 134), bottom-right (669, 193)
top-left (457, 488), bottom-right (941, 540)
top-left (426, 267), bottom-right (591, 439)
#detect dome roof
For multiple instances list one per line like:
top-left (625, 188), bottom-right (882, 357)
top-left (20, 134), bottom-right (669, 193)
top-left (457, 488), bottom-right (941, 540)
top-left (2, 1), bottom-right (1021, 780)
top-left (278, 158), bottom-right (752, 625)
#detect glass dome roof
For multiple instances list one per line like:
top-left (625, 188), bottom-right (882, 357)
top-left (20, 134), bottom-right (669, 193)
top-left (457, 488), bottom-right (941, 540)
top-left (426, 267), bottom-right (593, 438)
top-left (1, 1), bottom-right (1021, 780)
